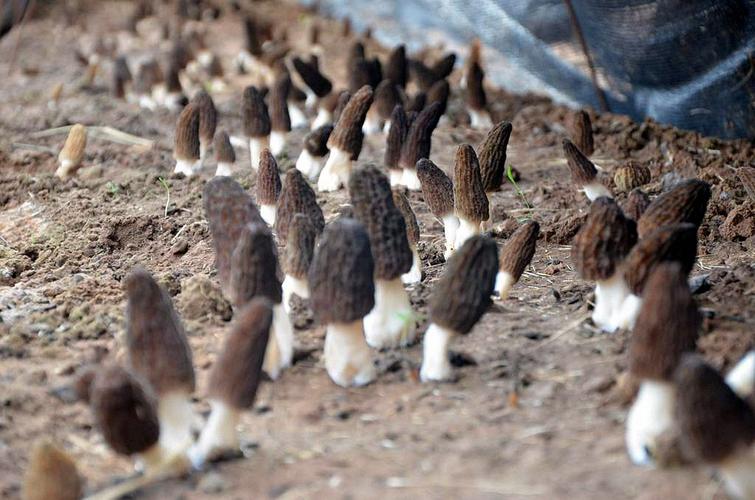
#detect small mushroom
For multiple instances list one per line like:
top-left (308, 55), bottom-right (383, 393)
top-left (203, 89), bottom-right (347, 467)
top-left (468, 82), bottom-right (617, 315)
top-left (23, 441), bottom-right (83, 500)
top-left (453, 144), bottom-right (489, 249)
top-left (56, 124), bottom-right (87, 180)
top-left (385, 105), bottom-right (409, 186)
top-left (214, 130), bottom-right (236, 177)
top-left (624, 188), bottom-right (650, 221)
top-left (393, 189), bottom-right (422, 285)
top-left (637, 179), bottom-right (711, 238)
top-left (275, 169), bottom-right (325, 245)
top-left (268, 73), bottom-right (292, 156)
top-left (420, 236), bottom-right (498, 382)
top-left (163, 59), bottom-right (186, 112)
top-left (562, 138), bottom-right (612, 201)
top-left (613, 161), bottom-right (651, 192)
top-left (189, 298), bottom-right (272, 468)
top-left (465, 59), bottom-right (491, 129)
top-left (291, 55), bottom-right (332, 110)
top-left (281, 214), bottom-right (317, 313)
top-left (242, 85), bottom-right (271, 170)
top-left (384, 44), bottom-right (407, 89)
top-left (398, 101), bottom-right (442, 190)
top-left (112, 55), bottom-right (132, 100)
top-left (125, 267), bottom-right (196, 455)
top-left (478, 121), bottom-right (513, 229)
top-left (317, 85), bottom-right (373, 192)
top-left (363, 79), bottom-right (399, 135)
top-left (295, 124), bottom-right (333, 181)
top-left (416, 158), bottom-right (458, 259)
top-left (192, 90), bottom-right (217, 164)
top-left (256, 149), bottom-right (281, 226)
top-left (426, 79), bottom-right (450, 118)
top-left (309, 218), bottom-right (377, 387)
top-left (173, 103), bottom-right (201, 176)
top-left (495, 220), bottom-right (539, 299)
top-left (625, 263), bottom-right (700, 466)
top-left (569, 110), bottom-right (594, 157)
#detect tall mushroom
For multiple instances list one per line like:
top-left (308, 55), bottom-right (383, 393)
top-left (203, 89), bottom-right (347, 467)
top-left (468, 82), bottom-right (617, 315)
top-left (256, 149), bottom-right (281, 226)
top-left (192, 90), bottom-right (217, 166)
top-left (385, 104), bottom-right (409, 186)
top-left (242, 85), bottom-right (271, 171)
top-left (562, 138), bottom-right (612, 201)
top-left (281, 213), bottom-right (317, 313)
top-left (173, 103), bottom-right (201, 176)
top-left (268, 73), bottom-right (292, 156)
top-left (478, 121), bottom-right (513, 229)
top-left (399, 101), bottom-right (442, 190)
top-left (275, 168), bottom-right (325, 245)
top-left (453, 144), bottom-right (489, 249)
top-left (393, 189), bottom-right (422, 284)
top-left (495, 220), bottom-right (539, 299)
top-left (416, 158), bottom-right (458, 259)
top-left (636, 179), bottom-right (711, 238)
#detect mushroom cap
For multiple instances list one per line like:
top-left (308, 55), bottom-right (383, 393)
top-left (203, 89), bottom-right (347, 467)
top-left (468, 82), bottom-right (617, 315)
top-left (478, 121), bottom-right (513, 193)
top-left (430, 235), bottom-right (499, 334)
top-left (165, 62), bottom-right (182, 94)
top-left (624, 188), bottom-right (650, 221)
top-left (562, 138), bottom-right (597, 186)
top-left (613, 161), bottom-right (651, 192)
top-left (431, 52), bottom-right (456, 80)
top-left (133, 59), bottom-right (163, 94)
top-left (416, 158), bottom-right (454, 217)
top-left (349, 165), bottom-right (413, 280)
top-left (192, 89), bottom-right (217, 143)
top-left (373, 80), bottom-right (400, 120)
top-left (112, 56), bottom-right (131, 99)
top-left (304, 124), bottom-right (333, 157)
top-left (125, 267), bottom-right (195, 394)
top-left (327, 85), bottom-right (373, 159)
top-left (208, 298), bottom-right (272, 409)
top-left (629, 263), bottom-right (700, 381)
top-left (453, 144), bottom-right (489, 223)
top-left (243, 16), bottom-right (262, 55)
top-left (319, 89), bottom-right (344, 114)
top-left (256, 149), bottom-right (281, 205)
top-left (571, 197), bottom-right (636, 281)
top-left (275, 169), bottom-right (325, 244)
top-left (292, 56), bottom-right (332, 97)
top-left (348, 58), bottom-right (373, 94)
top-left (242, 85), bottom-right (271, 138)
top-left (268, 72), bottom-right (292, 133)
top-left (385, 44), bottom-right (407, 88)
top-left (406, 92), bottom-right (426, 114)
top-left (623, 223), bottom-right (697, 295)
top-left (392, 189), bottom-right (420, 246)
top-left (203, 177), bottom-right (265, 293)
top-left (384, 105), bottom-right (408, 170)
top-left (674, 354), bottom-right (755, 464)
top-left (499, 220), bottom-right (539, 281)
top-left (409, 59), bottom-right (438, 92)
top-left (59, 124), bottom-right (87, 166)
top-left (399, 101), bottom-right (442, 170)
top-left (637, 179), bottom-right (711, 238)
top-left (332, 89), bottom-right (352, 124)
top-left (214, 130), bottom-right (236, 164)
top-left (466, 61), bottom-right (486, 110)
top-left (90, 364), bottom-right (160, 456)
top-left (309, 218), bottom-right (375, 324)
top-left (283, 213), bottom-right (317, 279)
top-left (229, 223), bottom-right (282, 306)
top-left (426, 79), bottom-right (450, 116)
top-left (569, 110), bottom-right (594, 157)
top-left (174, 103), bottom-right (200, 162)
top-left (23, 441), bottom-right (83, 500)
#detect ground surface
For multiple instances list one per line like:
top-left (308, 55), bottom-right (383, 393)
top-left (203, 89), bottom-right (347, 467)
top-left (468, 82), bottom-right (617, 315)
top-left (0, 2), bottom-right (754, 499)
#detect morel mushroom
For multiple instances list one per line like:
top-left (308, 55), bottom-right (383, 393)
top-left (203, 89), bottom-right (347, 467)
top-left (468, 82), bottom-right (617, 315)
top-left (495, 221), bottom-right (539, 299)
top-left (416, 158), bottom-right (458, 259)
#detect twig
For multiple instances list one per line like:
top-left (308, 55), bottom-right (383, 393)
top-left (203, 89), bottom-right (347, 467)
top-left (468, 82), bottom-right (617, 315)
top-left (10, 142), bottom-right (56, 154)
top-left (525, 314), bottom-right (588, 353)
top-left (157, 177), bottom-right (171, 217)
top-left (29, 125), bottom-right (154, 149)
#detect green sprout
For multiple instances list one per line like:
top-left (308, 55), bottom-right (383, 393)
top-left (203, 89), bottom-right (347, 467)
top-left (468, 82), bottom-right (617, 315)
top-left (105, 181), bottom-right (121, 196)
top-left (507, 164), bottom-right (531, 210)
top-left (157, 177), bottom-right (171, 217)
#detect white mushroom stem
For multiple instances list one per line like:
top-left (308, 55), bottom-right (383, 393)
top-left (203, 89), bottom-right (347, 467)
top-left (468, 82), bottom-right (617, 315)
top-left (389, 169), bottom-right (404, 187)
top-left (270, 131), bottom-right (287, 156)
top-left (215, 162), bottom-right (233, 177)
top-left (304, 89), bottom-right (317, 109)
top-left (281, 274), bottom-right (309, 314)
top-left (295, 149), bottom-right (325, 181)
top-left (402, 168), bottom-right (422, 191)
top-left (151, 84), bottom-right (167, 107)
top-left (259, 204), bottom-right (276, 226)
top-left (419, 323), bottom-right (455, 382)
top-left (725, 351), bottom-right (755, 398)
top-left (136, 442), bottom-right (170, 474)
top-left (157, 390), bottom-right (195, 455)
top-left (468, 108), bottom-right (492, 130)
top-left (164, 92), bottom-right (185, 112)
top-left (188, 399), bottom-right (240, 470)
top-left (55, 159), bottom-right (80, 179)
top-left (494, 271), bottom-right (516, 300)
top-left (317, 147), bottom-right (352, 192)
top-left (323, 320), bottom-right (376, 387)
top-left (249, 136), bottom-right (270, 171)
top-left (199, 141), bottom-right (209, 166)
top-left (401, 247), bottom-right (422, 285)
top-left (592, 273), bottom-right (631, 333)
top-left (229, 135), bottom-right (247, 149)
top-left (174, 158), bottom-right (201, 177)
top-left (455, 216), bottom-right (481, 250)
top-left (362, 112), bottom-right (382, 135)
top-left (617, 293), bottom-right (643, 331)
top-left (311, 108), bottom-right (331, 130)
top-left (382, 120), bottom-right (392, 135)
top-left (138, 94), bottom-right (158, 110)
top-left (625, 380), bottom-right (676, 466)
top-left (719, 450), bottom-right (755, 500)
top-left (583, 181), bottom-right (613, 201)
top-left (442, 214), bottom-right (459, 260)
top-left (363, 278), bottom-right (416, 349)
top-left (262, 303), bottom-right (294, 380)
top-left (288, 103), bottom-right (308, 129)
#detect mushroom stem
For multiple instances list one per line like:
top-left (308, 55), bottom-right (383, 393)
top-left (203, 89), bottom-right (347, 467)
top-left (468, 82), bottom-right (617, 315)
top-left (249, 137), bottom-right (270, 171)
top-left (260, 204), bottom-right (276, 226)
top-left (419, 323), bottom-right (455, 382)
top-left (401, 246), bottom-right (422, 285)
top-left (317, 147), bottom-right (352, 192)
top-left (402, 168), bottom-right (422, 191)
top-left (295, 149), bottom-right (324, 181)
top-left (174, 158), bottom-right (200, 177)
top-left (363, 278), bottom-right (416, 349)
top-left (725, 351), bottom-right (755, 398)
top-left (262, 303), bottom-right (294, 380)
top-left (199, 141), bottom-right (209, 166)
top-left (455, 217), bottom-right (481, 250)
top-left (215, 162), bottom-right (233, 177)
top-left (188, 399), bottom-right (240, 469)
top-left (282, 275), bottom-right (309, 314)
top-left (165, 92), bottom-right (185, 112)
top-left (136, 442), bottom-right (170, 474)
top-left (389, 169), bottom-right (404, 187)
top-left (304, 89), bottom-right (317, 109)
top-left (288, 104), bottom-right (308, 129)
top-left (593, 273), bottom-right (631, 333)
top-left (362, 113), bottom-right (382, 135)
top-left (617, 293), bottom-right (643, 331)
top-left (324, 320), bottom-right (376, 387)
top-left (312, 108), bottom-right (332, 130)
top-left (494, 271), bottom-right (516, 300)
top-left (270, 131), bottom-right (286, 156)
top-left (719, 451), bottom-right (755, 500)
top-left (583, 181), bottom-right (613, 201)
top-left (382, 120), bottom-right (392, 135)
top-left (157, 391), bottom-right (195, 455)
top-left (625, 380), bottom-right (676, 466)
top-left (468, 108), bottom-right (492, 130)
top-left (442, 214), bottom-right (459, 259)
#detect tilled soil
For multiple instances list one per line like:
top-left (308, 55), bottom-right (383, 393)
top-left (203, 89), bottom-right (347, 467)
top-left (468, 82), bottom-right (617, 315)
top-left (0, 2), bottom-right (753, 499)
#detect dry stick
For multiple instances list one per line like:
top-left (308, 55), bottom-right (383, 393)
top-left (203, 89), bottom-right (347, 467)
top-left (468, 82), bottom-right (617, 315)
top-left (562, 0), bottom-right (608, 112)
top-left (29, 126), bottom-right (154, 149)
top-left (10, 142), bottom-right (56, 154)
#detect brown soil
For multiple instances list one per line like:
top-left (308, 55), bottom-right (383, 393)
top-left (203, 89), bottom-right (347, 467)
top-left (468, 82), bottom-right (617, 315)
top-left (1, 2), bottom-right (753, 499)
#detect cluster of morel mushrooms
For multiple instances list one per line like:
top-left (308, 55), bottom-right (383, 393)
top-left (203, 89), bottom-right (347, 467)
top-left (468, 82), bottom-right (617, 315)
top-left (24, 2), bottom-right (755, 499)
